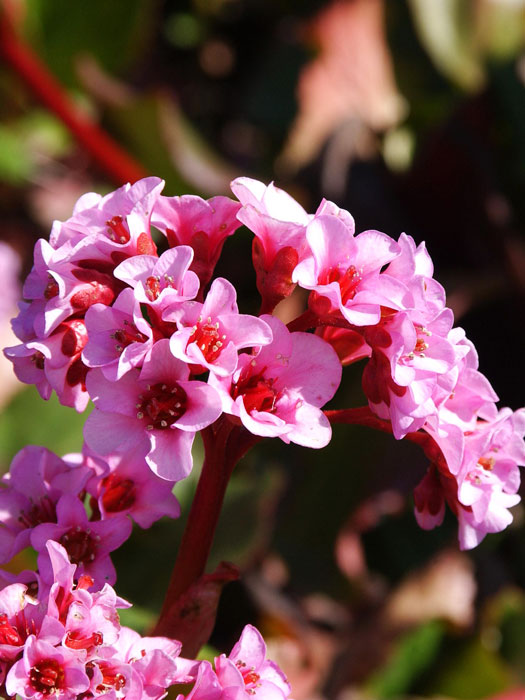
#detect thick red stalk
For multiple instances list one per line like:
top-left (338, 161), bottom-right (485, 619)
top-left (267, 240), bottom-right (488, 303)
top-left (153, 418), bottom-right (261, 634)
top-left (0, 11), bottom-right (147, 185)
top-left (325, 406), bottom-right (446, 467)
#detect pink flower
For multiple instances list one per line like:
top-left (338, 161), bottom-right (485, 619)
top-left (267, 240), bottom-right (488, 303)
top-left (82, 288), bottom-right (153, 381)
top-left (86, 448), bottom-right (181, 528)
top-left (84, 340), bottom-right (222, 480)
top-left (209, 315), bottom-right (341, 448)
top-left (0, 446), bottom-right (91, 564)
top-left (6, 635), bottom-right (90, 699)
top-left (31, 495), bottom-right (132, 588)
top-left (231, 177), bottom-right (312, 310)
top-left (151, 193), bottom-right (242, 289)
top-left (166, 277), bottom-right (273, 377)
top-left (214, 624), bottom-right (291, 700)
top-left (113, 246), bottom-right (200, 333)
top-left (293, 214), bottom-right (407, 326)
top-left (455, 408), bottom-right (525, 549)
top-left (49, 177), bottom-right (164, 257)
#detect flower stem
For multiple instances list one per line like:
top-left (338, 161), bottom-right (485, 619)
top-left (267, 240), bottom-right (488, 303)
top-left (0, 10), bottom-right (147, 185)
top-left (153, 418), bottom-right (261, 635)
top-left (325, 406), bottom-right (446, 468)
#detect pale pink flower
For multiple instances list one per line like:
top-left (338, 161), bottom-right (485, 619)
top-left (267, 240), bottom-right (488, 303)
top-left (293, 214), bottom-right (407, 325)
top-left (166, 277), bottom-right (273, 377)
top-left (82, 288), bottom-right (154, 381)
top-left (215, 624), bottom-right (291, 700)
top-left (6, 635), bottom-right (90, 700)
top-left (209, 315), bottom-right (341, 448)
top-left (84, 340), bottom-right (222, 480)
top-left (151, 193), bottom-right (242, 289)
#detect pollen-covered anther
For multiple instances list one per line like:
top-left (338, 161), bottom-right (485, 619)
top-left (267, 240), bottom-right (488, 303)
top-left (478, 456), bottom-right (495, 471)
top-left (415, 338), bottom-right (429, 353)
top-left (106, 215), bottom-right (130, 244)
top-left (188, 318), bottom-right (225, 363)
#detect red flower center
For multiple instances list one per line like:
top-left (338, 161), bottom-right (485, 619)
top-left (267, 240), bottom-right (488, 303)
top-left (60, 528), bottom-right (99, 565)
top-left (29, 658), bottom-right (64, 695)
top-left (101, 475), bottom-right (136, 512)
top-left (112, 321), bottom-right (148, 353)
top-left (18, 496), bottom-right (57, 529)
top-left (232, 366), bottom-right (279, 414)
top-left (144, 273), bottom-right (178, 301)
top-left (0, 613), bottom-right (23, 647)
top-left (187, 317), bottom-right (225, 363)
top-left (137, 382), bottom-right (188, 430)
top-left (235, 660), bottom-right (261, 688)
top-left (321, 264), bottom-right (362, 304)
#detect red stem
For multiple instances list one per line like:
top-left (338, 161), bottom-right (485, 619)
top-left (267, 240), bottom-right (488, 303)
top-left (0, 10), bottom-right (147, 185)
top-left (325, 406), bottom-right (446, 468)
top-left (153, 419), bottom-right (261, 633)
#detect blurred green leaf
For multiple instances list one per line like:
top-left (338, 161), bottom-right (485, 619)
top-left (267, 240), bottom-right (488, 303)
top-left (118, 603), bottom-right (156, 635)
top-left (366, 621), bottom-right (444, 698)
top-left (427, 638), bottom-right (512, 698)
top-left (0, 386), bottom-right (88, 469)
top-left (0, 124), bottom-right (34, 184)
top-left (25, 0), bottom-right (155, 86)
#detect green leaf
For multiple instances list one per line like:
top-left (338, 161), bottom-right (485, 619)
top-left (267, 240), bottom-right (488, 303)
top-left (0, 386), bottom-right (88, 470)
top-left (366, 621), bottom-right (444, 698)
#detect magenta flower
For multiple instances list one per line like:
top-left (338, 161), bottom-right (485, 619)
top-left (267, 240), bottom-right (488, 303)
top-left (87, 448), bottom-right (181, 528)
top-left (151, 193), bottom-right (242, 289)
top-left (82, 288), bottom-right (153, 381)
top-left (214, 624), bottom-right (291, 700)
top-left (84, 340), bottom-right (223, 480)
top-left (31, 495), bottom-right (132, 588)
top-left (209, 315), bottom-right (341, 448)
top-left (49, 176), bottom-right (164, 257)
top-left (166, 277), bottom-right (273, 377)
top-left (293, 214), bottom-right (407, 326)
top-left (6, 635), bottom-right (90, 700)
top-left (231, 177), bottom-right (312, 309)
top-left (0, 446), bottom-right (91, 564)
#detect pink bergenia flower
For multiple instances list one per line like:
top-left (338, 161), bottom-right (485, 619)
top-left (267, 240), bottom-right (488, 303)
top-left (362, 309), bottom-right (458, 439)
top-left (85, 447), bottom-right (181, 528)
top-left (214, 624), bottom-right (291, 700)
top-left (151, 193), bottom-right (242, 290)
top-left (293, 214), bottom-right (407, 326)
top-left (0, 583), bottom-right (63, 663)
top-left (455, 407), bottom-right (525, 549)
top-left (6, 635), bottom-right (90, 700)
top-left (84, 340), bottom-right (222, 480)
top-left (209, 315), bottom-right (341, 448)
top-left (113, 246), bottom-right (200, 332)
top-left (49, 176), bottom-right (164, 257)
top-left (166, 277), bottom-right (273, 377)
top-left (0, 446), bottom-right (91, 564)
top-left (31, 495), bottom-right (132, 588)
top-left (82, 288), bottom-right (154, 381)
top-left (231, 177), bottom-right (312, 310)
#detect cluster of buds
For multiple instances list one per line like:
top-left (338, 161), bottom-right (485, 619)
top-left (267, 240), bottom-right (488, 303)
top-left (2, 174), bottom-right (525, 696)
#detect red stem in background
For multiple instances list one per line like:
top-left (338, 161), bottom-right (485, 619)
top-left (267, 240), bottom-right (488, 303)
top-left (325, 406), bottom-right (446, 468)
top-left (0, 9), bottom-right (147, 185)
top-left (153, 418), bottom-right (261, 635)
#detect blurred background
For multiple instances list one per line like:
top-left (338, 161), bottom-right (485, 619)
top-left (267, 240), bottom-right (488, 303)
top-left (1, 0), bottom-right (525, 697)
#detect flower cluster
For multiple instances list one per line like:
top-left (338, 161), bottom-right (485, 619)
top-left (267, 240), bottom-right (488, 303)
top-left (2, 174), bottom-right (525, 698)
top-left (0, 538), bottom-right (289, 700)
top-left (4, 176), bottom-right (525, 553)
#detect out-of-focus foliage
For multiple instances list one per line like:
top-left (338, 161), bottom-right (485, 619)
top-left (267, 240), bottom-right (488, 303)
top-left (1, 0), bottom-right (525, 697)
